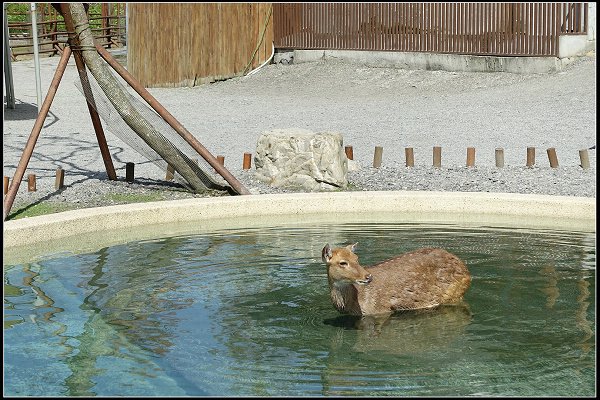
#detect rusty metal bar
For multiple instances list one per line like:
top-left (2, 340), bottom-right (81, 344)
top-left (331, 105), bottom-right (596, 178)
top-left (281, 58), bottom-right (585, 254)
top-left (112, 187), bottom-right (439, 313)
top-left (3, 46), bottom-right (72, 221)
top-left (95, 44), bottom-right (251, 195)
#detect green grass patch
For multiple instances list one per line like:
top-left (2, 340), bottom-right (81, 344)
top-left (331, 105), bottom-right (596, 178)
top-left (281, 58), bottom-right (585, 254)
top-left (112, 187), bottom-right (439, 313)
top-left (106, 192), bottom-right (167, 203)
top-left (5, 191), bottom-right (182, 221)
top-left (6, 202), bottom-right (77, 221)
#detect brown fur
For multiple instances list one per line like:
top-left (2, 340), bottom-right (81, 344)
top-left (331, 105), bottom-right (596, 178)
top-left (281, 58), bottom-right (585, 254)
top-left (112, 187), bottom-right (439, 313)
top-left (322, 243), bottom-right (471, 316)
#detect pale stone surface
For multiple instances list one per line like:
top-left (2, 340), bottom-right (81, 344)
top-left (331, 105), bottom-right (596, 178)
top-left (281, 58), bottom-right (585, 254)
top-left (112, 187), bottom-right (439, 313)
top-left (254, 128), bottom-right (348, 191)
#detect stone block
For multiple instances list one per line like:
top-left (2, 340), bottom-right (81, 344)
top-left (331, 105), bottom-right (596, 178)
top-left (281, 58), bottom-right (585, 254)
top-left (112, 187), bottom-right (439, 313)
top-left (254, 128), bottom-right (348, 191)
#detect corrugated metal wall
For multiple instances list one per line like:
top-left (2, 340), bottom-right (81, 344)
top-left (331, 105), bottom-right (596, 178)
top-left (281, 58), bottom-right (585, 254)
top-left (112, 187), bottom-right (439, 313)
top-left (127, 3), bottom-right (273, 88)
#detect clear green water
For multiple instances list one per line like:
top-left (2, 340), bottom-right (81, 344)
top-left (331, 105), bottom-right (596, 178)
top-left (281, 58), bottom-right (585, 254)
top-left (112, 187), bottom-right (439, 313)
top-left (3, 222), bottom-right (596, 396)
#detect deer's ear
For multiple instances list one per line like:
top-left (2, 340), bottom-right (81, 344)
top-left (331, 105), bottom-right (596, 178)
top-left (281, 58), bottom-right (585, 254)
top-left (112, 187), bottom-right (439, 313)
top-left (347, 242), bottom-right (358, 253)
top-left (322, 244), bottom-right (333, 263)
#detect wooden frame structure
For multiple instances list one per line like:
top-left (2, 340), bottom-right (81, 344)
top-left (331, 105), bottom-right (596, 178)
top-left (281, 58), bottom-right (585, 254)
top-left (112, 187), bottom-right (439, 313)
top-left (3, 3), bottom-right (249, 221)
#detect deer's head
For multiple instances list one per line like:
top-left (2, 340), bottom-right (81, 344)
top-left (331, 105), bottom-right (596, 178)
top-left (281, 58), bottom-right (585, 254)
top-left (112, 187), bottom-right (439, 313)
top-left (322, 243), bottom-right (373, 286)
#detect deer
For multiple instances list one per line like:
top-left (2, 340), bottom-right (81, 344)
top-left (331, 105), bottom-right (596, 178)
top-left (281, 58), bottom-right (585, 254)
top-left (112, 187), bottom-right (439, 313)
top-left (321, 243), bottom-right (471, 317)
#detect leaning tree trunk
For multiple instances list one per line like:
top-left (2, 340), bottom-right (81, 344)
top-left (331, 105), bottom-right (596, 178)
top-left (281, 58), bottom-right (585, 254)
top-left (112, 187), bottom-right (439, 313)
top-left (68, 3), bottom-right (216, 193)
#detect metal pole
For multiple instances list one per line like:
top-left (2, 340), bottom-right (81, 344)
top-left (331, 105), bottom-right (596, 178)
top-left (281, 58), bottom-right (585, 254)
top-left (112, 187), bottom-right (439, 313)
top-left (3, 46), bottom-right (72, 221)
top-left (95, 43), bottom-right (251, 195)
top-left (3, 3), bottom-right (15, 109)
top-left (30, 3), bottom-right (42, 112)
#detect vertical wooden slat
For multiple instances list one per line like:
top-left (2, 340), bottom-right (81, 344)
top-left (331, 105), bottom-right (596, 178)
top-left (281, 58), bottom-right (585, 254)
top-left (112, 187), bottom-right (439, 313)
top-left (547, 2), bottom-right (551, 55)
top-left (413, 2), bottom-right (417, 52)
top-left (405, 2), bottom-right (410, 52)
top-left (537, 2), bottom-right (542, 55)
top-left (459, 2), bottom-right (464, 54)
top-left (489, 3), bottom-right (494, 54)
top-left (348, 2), bottom-right (354, 50)
top-left (584, 2), bottom-right (588, 33)
top-left (532, 3), bottom-right (537, 55)
top-left (437, 2), bottom-right (441, 53)
top-left (334, 3), bottom-right (339, 50)
top-left (551, 2), bottom-right (556, 56)
top-left (500, 2), bottom-right (505, 55)
top-left (467, 2), bottom-right (472, 54)
top-left (517, 3), bottom-right (522, 55)
top-left (464, 2), bottom-right (468, 54)
top-left (529, 2), bottom-right (534, 55)
top-left (483, 2), bottom-right (488, 54)
top-left (421, 1), bottom-right (424, 52)
top-left (440, 2), bottom-right (445, 53)
top-left (555, 2), bottom-right (561, 55)
top-left (477, 2), bottom-right (481, 54)
top-left (384, 3), bottom-right (395, 50)
top-left (562, 2), bottom-right (567, 34)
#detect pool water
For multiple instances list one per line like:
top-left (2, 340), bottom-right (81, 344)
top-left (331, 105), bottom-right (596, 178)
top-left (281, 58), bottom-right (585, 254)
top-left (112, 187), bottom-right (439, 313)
top-left (3, 222), bottom-right (596, 396)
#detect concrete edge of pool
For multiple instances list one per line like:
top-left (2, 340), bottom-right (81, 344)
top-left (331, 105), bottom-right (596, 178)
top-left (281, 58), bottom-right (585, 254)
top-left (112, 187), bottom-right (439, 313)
top-left (3, 191), bottom-right (596, 264)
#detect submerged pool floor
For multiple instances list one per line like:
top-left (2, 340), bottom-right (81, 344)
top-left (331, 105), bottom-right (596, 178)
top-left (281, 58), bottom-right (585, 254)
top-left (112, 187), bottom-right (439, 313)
top-left (3, 222), bottom-right (596, 396)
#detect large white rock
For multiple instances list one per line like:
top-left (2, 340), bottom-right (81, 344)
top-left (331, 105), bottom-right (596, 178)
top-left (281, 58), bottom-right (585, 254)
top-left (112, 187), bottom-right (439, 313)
top-left (254, 128), bottom-right (348, 191)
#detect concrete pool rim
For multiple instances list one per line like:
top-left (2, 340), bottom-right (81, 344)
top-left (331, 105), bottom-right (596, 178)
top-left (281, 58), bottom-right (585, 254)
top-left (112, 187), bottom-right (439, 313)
top-left (3, 191), bottom-right (596, 264)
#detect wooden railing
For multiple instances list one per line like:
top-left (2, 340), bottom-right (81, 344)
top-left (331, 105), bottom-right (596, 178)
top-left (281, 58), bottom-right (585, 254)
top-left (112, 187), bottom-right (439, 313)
top-left (273, 3), bottom-right (588, 57)
top-left (6, 3), bottom-right (126, 60)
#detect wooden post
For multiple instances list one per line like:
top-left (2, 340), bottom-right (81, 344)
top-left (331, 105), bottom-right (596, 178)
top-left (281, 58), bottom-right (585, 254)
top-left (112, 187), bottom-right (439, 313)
top-left (55, 167), bottom-right (65, 190)
top-left (405, 147), bottom-right (414, 167)
top-left (344, 145), bottom-right (354, 160)
top-left (466, 147), bottom-right (475, 167)
top-left (4, 177), bottom-right (9, 195)
top-left (125, 162), bottom-right (135, 182)
top-left (495, 148), bottom-right (504, 168)
top-left (28, 174), bottom-right (36, 192)
top-left (526, 147), bottom-right (535, 167)
top-left (579, 149), bottom-right (590, 169)
top-left (546, 148), bottom-right (559, 168)
top-left (165, 164), bottom-right (175, 181)
top-left (242, 153), bottom-right (252, 170)
top-left (373, 146), bottom-right (383, 168)
top-left (217, 155), bottom-right (225, 166)
top-left (3, 46), bottom-right (72, 221)
top-left (433, 146), bottom-right (442, 167)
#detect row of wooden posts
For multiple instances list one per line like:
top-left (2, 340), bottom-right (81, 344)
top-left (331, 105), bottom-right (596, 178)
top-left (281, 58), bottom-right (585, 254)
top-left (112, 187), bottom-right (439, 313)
top-left (3, 146), bottom-right (591, 195)
top-left (360, 145), bottom-right (591, 169)
top-left (3, 167), bottom-right (65, 194)
top-left (2, 155), bottom-right (252, 194)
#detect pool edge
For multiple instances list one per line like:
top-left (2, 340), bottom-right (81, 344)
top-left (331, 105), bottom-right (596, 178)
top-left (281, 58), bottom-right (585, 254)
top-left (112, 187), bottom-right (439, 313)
top-left (4, 191), bottom-right (595, 251)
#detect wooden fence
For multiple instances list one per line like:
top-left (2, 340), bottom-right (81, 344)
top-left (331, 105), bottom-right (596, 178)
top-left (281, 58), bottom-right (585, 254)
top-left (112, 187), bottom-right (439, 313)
top-left (273, 3), bottom-right (588, 57)
top-left (6, 3), bottom-right (126, 59)
top-left (127, 3), bottom-right (273, 88)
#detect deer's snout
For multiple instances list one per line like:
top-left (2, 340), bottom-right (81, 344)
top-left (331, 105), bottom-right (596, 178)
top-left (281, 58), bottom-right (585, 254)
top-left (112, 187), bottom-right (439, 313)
top-left (357, 273), bottom-right (373, 285)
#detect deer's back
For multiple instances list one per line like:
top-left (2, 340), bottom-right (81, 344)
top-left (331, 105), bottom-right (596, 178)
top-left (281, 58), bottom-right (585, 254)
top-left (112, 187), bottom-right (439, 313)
top-left (359, 248), bottom-right (471, 312)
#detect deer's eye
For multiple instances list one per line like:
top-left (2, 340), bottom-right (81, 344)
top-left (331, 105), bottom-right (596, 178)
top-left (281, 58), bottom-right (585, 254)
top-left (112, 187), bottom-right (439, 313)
top-left (339, 261), bottom-right (348, 267)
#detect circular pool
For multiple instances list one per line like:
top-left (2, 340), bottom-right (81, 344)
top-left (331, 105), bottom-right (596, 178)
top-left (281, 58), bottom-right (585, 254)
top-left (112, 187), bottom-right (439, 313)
top-left (3, 192), bottom-right (596, 396)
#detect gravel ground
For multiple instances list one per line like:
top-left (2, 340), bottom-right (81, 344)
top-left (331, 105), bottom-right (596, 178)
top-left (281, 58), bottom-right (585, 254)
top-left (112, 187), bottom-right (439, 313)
top-left (3, 50), bottom-right (596, 215)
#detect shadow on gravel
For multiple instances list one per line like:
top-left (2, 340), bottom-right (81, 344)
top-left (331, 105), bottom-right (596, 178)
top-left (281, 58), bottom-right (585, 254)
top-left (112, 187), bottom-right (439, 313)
top-left (4, 99), bottom-right (60, 128)
top-left (5, 175), bottom-right (193, 220)
top-left (5, 177), bottom-right (86, 221)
